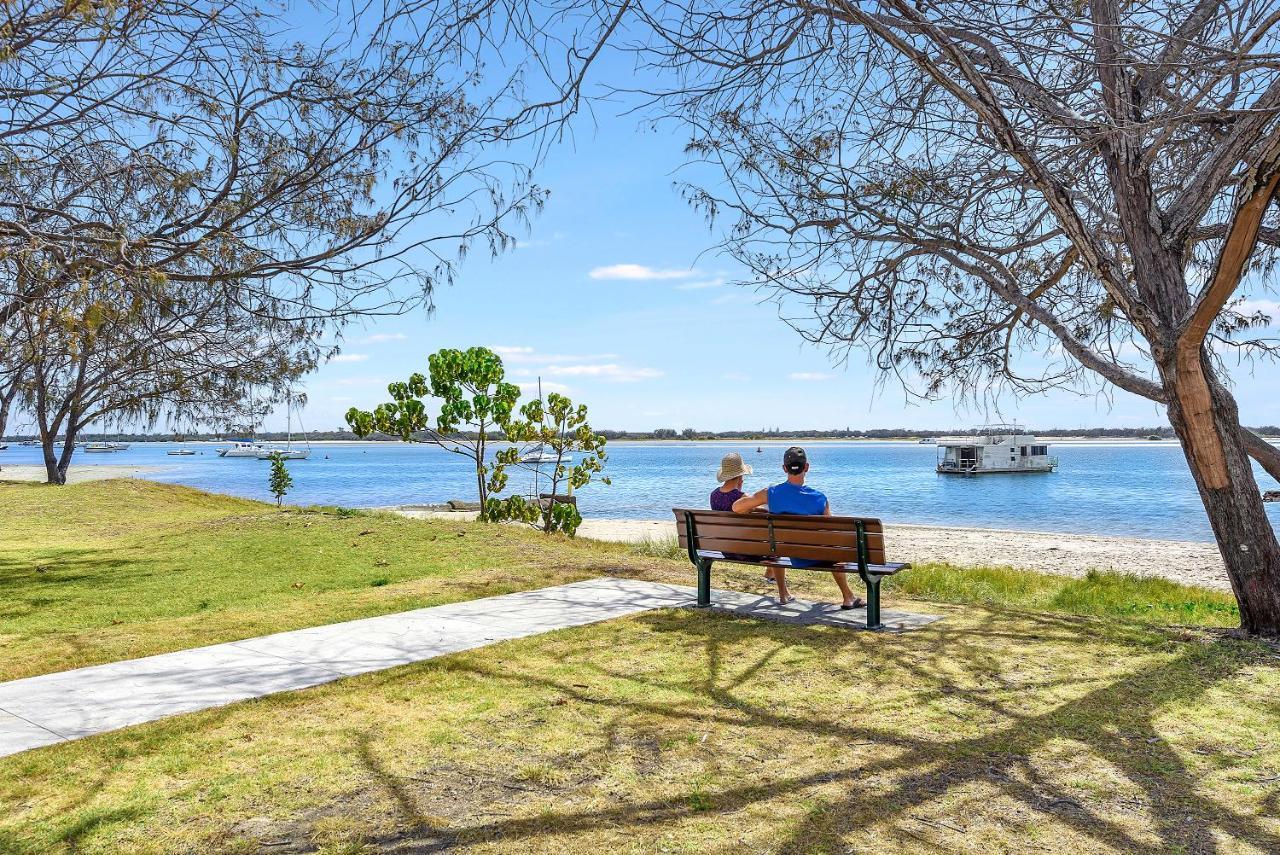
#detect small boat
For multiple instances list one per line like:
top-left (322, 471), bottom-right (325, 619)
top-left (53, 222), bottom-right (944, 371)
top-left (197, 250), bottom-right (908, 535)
top-left (756, 447), bottom-right (763, 453)
top-left (0, 444), bottom-right (7, 451)
top-left (19, 439), bottom-right (39, 446)
top-left (83, 441), bottom-right (129, 453)
top-left (918, 437), bottom-right (935, 444)
top-left (218, 440), bottom-right (263, 458)
top-left (519, 449), bottom-right (561, 465)
top-left (935, 425), bottom-right (1056, 474)
top-left (167, 449), bottom-right (197, 456)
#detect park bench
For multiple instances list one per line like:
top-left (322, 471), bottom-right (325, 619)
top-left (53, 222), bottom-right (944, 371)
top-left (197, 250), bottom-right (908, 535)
top-left (672, 509), bottom-right (910, 630)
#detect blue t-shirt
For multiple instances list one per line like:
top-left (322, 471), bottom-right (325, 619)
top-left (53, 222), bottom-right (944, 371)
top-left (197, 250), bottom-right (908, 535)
top-left (767, 481), bottom-right (829, 567)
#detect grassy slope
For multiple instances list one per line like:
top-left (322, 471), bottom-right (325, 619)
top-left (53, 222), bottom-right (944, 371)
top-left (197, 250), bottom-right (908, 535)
top-left (0, 480), bottom-right (677, 683)
top-left (1, 480), bottom-right (1274, 854)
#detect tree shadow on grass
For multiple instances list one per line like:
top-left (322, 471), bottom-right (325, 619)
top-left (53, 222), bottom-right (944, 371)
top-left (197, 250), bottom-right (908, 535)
top-left (365, 606), bottom-right (1277, 853)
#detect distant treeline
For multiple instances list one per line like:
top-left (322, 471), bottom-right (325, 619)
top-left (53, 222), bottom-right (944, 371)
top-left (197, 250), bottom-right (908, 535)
top-left (9, 425), bottom-right (1280, 443)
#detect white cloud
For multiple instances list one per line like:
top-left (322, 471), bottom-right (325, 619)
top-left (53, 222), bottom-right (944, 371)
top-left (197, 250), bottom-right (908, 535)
top-left (331, 353), bottom-right (370, 363)
top-left (675, 277), bottom-right (726, 291)
top-left (589, 263), bottom-right (698, 281)
top-left (489, 345), bottom-right (661, 383)
top-left (491, 345), bottom-right (536, 358)
top-left (788, 372), bottom-right (835, 381)
top-left (1237, 298), bottom-right (1280, 318)
top-left (517, 380), bottom-right (571, 395)
top-left (544, 363), bottom-right (664, 382)
top-left (332, 376), bottom-right (387, 388)
top-left (490, 345), bottom-right (618, 364)
top-left (356, 332), bottom-right (407, 344)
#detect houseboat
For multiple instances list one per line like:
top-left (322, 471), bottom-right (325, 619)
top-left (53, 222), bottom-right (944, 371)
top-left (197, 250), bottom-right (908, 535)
top-left (935, 425), bottom-right (1057, 474)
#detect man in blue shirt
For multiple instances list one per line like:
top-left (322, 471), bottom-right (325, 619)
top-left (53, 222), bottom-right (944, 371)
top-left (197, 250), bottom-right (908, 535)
top-left (732, 446), bottom-right (863, 609)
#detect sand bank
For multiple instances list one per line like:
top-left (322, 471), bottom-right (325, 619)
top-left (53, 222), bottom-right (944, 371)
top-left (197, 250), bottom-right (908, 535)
top-left (0, 464), bottom-right (168, 484)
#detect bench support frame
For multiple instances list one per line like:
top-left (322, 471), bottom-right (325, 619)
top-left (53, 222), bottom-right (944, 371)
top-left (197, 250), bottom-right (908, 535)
top-left (685, 513), bottom-right (714, 607)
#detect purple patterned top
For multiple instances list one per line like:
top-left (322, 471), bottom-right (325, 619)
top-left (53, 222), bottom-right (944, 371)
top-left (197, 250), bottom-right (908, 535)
top-left (710, 487), bottom-right (743, 511)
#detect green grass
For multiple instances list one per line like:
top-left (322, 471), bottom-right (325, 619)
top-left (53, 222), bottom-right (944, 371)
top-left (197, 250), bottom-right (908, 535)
top-left (0, 479), bottom-right (1272, 854)
top-left (0, 479), bottom-right (678, 682)
top-left (1, 603), bottom-right (1276, 854)
top-left (628, 535), bottom-right (1240, 628)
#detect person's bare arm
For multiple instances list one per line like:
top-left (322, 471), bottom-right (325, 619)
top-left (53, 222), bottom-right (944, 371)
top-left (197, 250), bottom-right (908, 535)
top-left (824, 500), bottom-right (833, 516)
top-left (732, 488), bottom-right (769, 514)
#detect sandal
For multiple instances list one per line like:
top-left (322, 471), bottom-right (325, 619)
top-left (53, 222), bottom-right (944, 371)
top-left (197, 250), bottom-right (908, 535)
top-left (777, 594), bottom-right (795, 605)
top-left (840, 597), bottom-right (867, 610)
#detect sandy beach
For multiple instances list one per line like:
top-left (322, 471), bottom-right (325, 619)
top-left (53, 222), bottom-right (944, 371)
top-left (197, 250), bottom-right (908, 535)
top-left (0, 464), bottom-right (167, 484)
top-left (391, 507), bottom-right (1230, 591)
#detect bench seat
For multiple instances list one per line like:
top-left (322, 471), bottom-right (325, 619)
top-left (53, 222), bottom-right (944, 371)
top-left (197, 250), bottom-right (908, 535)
top-left (674, 508), bottom-right (911, 629)
top-left (693, 551), bottom-right (909, 577)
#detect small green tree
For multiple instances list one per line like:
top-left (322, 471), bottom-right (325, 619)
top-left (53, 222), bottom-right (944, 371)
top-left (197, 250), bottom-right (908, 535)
top-left (346, 346), bottom-right (520, 508)
top-left (267, 452), bottom-right (292, 507)
top-left (490, 392), bottom-right (609, 536)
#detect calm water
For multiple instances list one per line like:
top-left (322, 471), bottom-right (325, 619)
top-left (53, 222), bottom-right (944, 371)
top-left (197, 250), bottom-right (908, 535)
top-left (4, 440), bottom-right (1278, 542)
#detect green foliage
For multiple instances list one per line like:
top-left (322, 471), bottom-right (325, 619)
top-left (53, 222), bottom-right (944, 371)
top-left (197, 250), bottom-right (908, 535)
top-left (345, 346), bottom-right (521, 507)
top-left (427, 347), bottom-right (520, 434)
top-left (886, 564), bottom-right (1239, 627)
top-left (498, 391), bottom-right (609, 536)
top-left (267, 453), bottom-right (292, 507)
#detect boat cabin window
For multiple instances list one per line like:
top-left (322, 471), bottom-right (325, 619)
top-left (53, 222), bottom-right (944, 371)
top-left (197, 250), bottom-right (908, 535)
top-left (1020, 446), bottom-right (1028, 456)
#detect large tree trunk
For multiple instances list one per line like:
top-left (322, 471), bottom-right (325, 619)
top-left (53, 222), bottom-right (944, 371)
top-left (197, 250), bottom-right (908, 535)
top-left (1164, 354), bottom-right (1280, 635)
top-left (41, 437), bottom-right (65, 485)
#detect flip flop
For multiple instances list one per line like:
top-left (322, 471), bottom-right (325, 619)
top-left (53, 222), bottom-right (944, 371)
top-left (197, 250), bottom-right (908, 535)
top-left (840, 598), bottom-right (868, 610)
top-left (777, 595), bottom-right (795, 605)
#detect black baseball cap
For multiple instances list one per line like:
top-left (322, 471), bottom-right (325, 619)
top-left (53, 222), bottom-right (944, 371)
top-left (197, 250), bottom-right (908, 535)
top-left (783, 446), bottom-right (808, 474)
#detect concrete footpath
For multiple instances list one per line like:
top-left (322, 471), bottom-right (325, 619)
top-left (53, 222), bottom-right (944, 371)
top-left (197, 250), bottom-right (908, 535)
top-left (0, 578), bottom-right (939, 758)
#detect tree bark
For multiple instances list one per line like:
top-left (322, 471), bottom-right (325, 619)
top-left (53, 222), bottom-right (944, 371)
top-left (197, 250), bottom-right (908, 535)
top-left (41, 437), bottom-right (65, 485)
top-left (1164, 354), bottom-right (1280, 635)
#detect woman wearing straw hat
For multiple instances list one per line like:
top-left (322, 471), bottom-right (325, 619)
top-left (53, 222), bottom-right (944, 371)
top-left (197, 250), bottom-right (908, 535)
top-left (710, 451), bottom-right (753, 511)
top-left (710, 452), bottom-right (781, 589)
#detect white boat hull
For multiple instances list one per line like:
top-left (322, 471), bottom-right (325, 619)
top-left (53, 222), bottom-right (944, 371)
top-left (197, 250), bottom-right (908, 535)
top-left (257, 449), bottom-right (309, 460)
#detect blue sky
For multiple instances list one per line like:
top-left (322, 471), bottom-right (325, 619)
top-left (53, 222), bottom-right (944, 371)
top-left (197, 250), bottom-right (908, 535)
top-left (275, 46), bottom-right (1280, 435)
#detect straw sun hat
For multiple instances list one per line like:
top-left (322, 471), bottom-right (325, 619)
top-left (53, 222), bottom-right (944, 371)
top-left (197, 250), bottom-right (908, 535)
top-left (716, 452), bottom-right (753, 483)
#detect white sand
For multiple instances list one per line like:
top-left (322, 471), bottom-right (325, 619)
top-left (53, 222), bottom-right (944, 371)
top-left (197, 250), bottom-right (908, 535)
top-left (0, 464), bottom-right (168, 484)
top-left (390, 508), bottom-right (1230, 592)
top-left (581, 518), bottom-right (1230, 591)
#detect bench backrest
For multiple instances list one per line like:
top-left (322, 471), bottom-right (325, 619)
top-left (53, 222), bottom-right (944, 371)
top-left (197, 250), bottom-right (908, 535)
top-left (673, 509), bottom-right (886, 566)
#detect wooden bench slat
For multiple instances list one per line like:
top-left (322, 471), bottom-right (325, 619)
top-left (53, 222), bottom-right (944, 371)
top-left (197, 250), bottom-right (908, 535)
top-left (677, 520), bottom-right (885, 550)
top-left (680, 537), bottom-right (870, 564)
top-left (695, 551), bottom-right (909, 576)
top-left (676, 510), bottom-right (884, 533)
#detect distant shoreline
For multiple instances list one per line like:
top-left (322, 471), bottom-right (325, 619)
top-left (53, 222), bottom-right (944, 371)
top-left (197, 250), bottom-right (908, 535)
top-left (7, 436), bottom-right (1275, 447)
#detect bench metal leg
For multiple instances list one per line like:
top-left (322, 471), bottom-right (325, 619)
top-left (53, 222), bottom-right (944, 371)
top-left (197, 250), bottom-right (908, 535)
top-left (695, 559), bottom-right (712, 607)
top-left (864, 575), bottom-right (882, 630)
